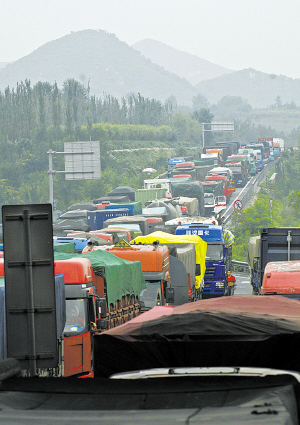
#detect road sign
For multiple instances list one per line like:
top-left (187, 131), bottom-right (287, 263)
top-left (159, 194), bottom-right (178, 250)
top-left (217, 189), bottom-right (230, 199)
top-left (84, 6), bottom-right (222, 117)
top-left (234, 210), bottom-right (243, 223)
top-left (234, 200), bottom-right (243, 211)
top-left (64, 141), bottom-right (101, 180)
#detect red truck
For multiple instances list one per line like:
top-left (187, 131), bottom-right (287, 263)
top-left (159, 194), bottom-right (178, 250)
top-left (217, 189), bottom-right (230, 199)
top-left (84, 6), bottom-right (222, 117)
top-left (261, 261), bottom-right (300, 300)
top-left (204, 174), bottom-right (235, 201)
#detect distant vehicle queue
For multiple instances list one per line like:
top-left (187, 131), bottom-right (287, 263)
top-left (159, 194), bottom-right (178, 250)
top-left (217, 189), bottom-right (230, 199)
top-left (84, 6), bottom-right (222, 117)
top-left (0, 137), bottom-right (283, 378)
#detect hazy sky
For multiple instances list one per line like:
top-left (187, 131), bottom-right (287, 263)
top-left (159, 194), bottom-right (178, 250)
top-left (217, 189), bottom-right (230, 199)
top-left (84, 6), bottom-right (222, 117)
top-left (1, 0), bottom-right (299, 78)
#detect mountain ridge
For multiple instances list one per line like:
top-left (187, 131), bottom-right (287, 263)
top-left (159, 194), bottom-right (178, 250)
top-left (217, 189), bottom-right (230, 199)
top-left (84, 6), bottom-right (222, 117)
top-left (132, 38), bottom-right (234, 85)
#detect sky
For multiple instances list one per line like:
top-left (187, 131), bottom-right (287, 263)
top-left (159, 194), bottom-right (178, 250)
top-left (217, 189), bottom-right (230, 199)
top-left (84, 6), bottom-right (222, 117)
top-left (1, 0), bottom-right (299, 79)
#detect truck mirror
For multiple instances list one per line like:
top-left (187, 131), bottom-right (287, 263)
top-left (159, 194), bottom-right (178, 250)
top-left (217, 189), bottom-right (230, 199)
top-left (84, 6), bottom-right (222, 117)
top-left (96, 298), bottom-right (107, 318)
top-left (195, 263), bottom-right (201, 276)
top-left (165, 287), bottom-right (175, 304)
top-left (97, 318), bottom-right (108, 330)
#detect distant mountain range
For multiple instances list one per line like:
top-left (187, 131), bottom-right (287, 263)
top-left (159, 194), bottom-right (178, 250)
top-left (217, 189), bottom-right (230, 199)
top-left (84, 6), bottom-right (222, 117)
top-left (195, 68), bottom-right (300, 109)
top-left (0, 30), bottom-right (196, 105)
top-left (132, 39), bottom-right (234, 85)
top-left (0, 30), bottom-right (300, 110)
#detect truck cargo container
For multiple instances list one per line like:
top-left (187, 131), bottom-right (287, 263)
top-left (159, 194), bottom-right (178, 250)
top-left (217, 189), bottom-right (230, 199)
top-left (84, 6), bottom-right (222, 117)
top-left (247, 227), bottom-right (300, 295)
top-left (87, 208), bottom-right (132, 231)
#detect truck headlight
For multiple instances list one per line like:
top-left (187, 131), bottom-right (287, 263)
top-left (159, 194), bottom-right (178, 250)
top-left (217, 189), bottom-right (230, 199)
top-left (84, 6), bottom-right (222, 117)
top-left (215, 282), bottom-right (224, 288)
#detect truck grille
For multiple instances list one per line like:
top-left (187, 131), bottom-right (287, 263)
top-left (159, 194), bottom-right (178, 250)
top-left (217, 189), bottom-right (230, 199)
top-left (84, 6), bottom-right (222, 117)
top-left (205, 266), bottom-right (217, 279)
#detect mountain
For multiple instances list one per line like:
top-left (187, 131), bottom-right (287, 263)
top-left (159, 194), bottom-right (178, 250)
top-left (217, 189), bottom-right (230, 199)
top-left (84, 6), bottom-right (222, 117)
top-left (195, 68), bottom-right (300, 108)
top-left (132, 39), bottom-right (234, 85)
top-left (0, 62), bottom-right (9, 70)
top-left (0, 30), bottom-right (197, 105)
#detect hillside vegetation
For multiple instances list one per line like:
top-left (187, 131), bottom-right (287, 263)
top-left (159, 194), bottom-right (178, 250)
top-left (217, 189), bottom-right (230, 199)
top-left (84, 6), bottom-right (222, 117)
top-left (232, 152), bottom-right (300, 261)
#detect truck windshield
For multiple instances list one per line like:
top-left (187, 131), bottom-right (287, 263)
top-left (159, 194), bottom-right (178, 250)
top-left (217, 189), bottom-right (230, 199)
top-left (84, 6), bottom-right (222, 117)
top-left (140, 281), bottom-right (162, 310)
top-left (229, 166), bottom-right (242, 172)
top-left (206, 244), bottom-right (224, 261)
top-left (64, 299), bottom-right (87, 335)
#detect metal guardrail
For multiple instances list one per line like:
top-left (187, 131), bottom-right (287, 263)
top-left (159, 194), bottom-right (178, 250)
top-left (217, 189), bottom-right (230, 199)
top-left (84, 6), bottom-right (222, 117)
top-left (223, 160), bottom-right (277, 224)
top-left (231, 260), bottom-right (250, 274)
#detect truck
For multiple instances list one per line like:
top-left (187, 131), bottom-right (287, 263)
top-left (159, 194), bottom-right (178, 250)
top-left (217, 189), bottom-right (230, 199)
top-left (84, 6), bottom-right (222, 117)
top-left (175, 223), bottom-right (233, 298)
top-left (202, 180), bottom-right (225, 216)
top-left (261, 261), bottom-right (300, 299)
top-left (238, 148), bottom-right (257, 176)
top-left (87, 208), bottom-right (132, 231)
top-left (200, 152), bottom-right (221, 166)
top-left (54, 251), bottom-right (146, 377)
top-left (203, 147), bottom-right (229, 164)
top-left (95, 240), bottom-right (174, 310)
top-left (167, 157), bottom-right (185, 178)
top-left (171, 162), bottom-right (196, 180)
top-left (224, 160), bottom-right (248, 187)
top-left (171, 181), bottom-right (205, 217)
top-left (205, 172), bottom-right (235, 201)
top-left (247, 227), bottom-right (300, 295)
top-left (0, 251), bottom-right (145, 377)
top-left (129, 231), bottom-right (207, 303)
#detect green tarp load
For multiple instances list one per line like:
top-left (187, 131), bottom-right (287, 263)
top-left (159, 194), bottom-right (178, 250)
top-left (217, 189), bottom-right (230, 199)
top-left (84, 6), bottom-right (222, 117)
top-left (54, 250), bottom-right (146, 306)
top-left (171, 181), bottom-right (204, 216)
top-left (53, 242), bottom-right (75, 253)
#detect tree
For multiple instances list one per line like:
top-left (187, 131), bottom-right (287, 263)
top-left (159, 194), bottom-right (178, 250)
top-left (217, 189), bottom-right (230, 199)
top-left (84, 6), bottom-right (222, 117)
top-left (192, 107), bottom-right (214, 124)
top-left (275, 95), bottom-right (282, 109)
top-left (192, 94), bottom-right (209, 111)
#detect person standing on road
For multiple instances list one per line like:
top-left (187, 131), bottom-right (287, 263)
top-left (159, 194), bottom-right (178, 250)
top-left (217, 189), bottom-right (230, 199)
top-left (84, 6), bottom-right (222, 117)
top-left (226, 270), bottom-right (236, 296)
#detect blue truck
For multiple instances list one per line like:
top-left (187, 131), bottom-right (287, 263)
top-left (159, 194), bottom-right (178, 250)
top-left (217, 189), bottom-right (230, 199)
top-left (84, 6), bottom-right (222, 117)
top-left (175, 223), bottom-right (232, 298)
top-left (167, 157), bottom-right (185, 178)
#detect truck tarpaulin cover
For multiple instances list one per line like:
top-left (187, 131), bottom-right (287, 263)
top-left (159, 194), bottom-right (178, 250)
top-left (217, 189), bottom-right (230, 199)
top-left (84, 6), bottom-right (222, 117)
top-left (54, 251), bottom-right (146, 306)
top-left (171, 181), bottom-right (204, 199)
top-left (130, 231), bottom-right (207, 288)
top-left (94, 295), bottom-right (300, 377)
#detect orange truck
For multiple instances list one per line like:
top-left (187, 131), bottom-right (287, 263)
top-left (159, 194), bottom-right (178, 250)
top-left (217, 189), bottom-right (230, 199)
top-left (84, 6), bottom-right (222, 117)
top-left (96, 241), bottom-right (174, 311)
top-left (0, 252), bottom-right (145, 378)
top-left (54, 252), bottom-right (144, 377)
top-left (261, 261), bottom-right (300, 300)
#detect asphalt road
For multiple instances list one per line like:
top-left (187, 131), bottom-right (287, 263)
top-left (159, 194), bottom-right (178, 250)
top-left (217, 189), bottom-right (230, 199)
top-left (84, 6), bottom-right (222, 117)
top-left (233, 271), bottom-right (253, 296)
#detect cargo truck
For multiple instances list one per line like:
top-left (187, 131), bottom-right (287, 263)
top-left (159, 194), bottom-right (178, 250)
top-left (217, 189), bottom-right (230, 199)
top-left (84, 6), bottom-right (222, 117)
top-left (167, 157), bottom-right (185, 178)
top-left (261, 261), bottom-right (300, 299)
top-left (205, 174), bottom-right (235, 201)
top-left (95, 240), bottom-right (174, 311)
top-left (171, 181), bottom-right (205, 217)
top-left (224, 160), bottom-right (248, 187)
top-left (247, 227), bottom-right (300, 295)
top-left (129, 232), bottom-right (207, 303)
top-left (53, 251), bottom-right (145, 377)
top-left (175, 223), bottom-right (232, 298)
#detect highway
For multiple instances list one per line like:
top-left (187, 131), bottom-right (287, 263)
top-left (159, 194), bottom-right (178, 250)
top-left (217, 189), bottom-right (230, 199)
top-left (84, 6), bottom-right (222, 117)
top-left (234, 271), bottom-right (252, 295)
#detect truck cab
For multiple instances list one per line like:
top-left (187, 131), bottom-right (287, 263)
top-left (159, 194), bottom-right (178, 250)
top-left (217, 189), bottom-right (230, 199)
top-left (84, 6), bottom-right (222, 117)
top-left (97, 243), bottom-right (172, 311)
top-left (54, 258), bottom-right (105, 377)
top-left (206, 170), bottom-right (236, 200)
top-left (175, 223), bottom-right (229, 298)
top-left (261, 261), bottom-right (300, 299)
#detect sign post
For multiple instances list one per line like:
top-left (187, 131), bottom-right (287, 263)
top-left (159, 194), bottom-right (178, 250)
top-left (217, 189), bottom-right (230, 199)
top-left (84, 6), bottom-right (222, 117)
top-left (47, 141), bottom-right (101, 208)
